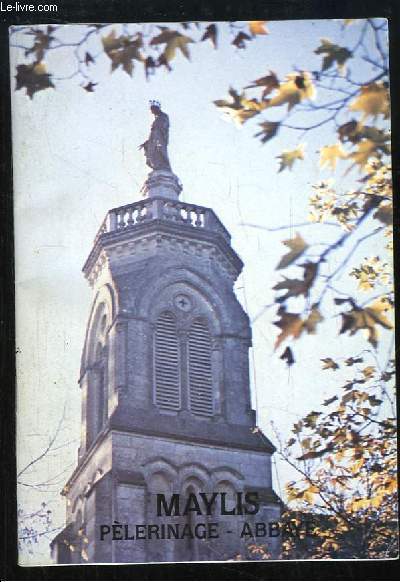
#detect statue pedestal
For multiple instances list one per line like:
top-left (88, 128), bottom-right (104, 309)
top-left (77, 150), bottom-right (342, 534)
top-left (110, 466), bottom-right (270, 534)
top-left (141, 170), bottom-right (182, 200)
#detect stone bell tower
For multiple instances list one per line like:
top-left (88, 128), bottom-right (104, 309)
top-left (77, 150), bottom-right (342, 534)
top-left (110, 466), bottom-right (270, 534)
top-left (51, 106), bottom-right (281, 564)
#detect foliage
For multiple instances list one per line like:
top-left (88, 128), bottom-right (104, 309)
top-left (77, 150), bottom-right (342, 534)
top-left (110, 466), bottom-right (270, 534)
top-left (10, 19), bottom-right (396, 560)
top-left (276, 355), bottom-right (397, 558)
top-left (9, 21), bottom-right (269, 97)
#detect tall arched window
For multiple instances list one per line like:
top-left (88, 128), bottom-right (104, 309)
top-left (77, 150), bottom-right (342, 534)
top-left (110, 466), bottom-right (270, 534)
top-left (188, 318), bottom-right (213, 417)
top-left (153, 311), bottom-right (215, 416)
top-left (154, 312), bottom-right (181, 411)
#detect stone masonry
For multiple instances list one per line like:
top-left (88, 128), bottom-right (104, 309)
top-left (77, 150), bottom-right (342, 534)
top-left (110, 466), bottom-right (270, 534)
top-left (51, 170), bottom-right (281, 564)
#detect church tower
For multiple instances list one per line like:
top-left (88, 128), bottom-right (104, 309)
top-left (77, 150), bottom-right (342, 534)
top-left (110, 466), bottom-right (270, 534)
top-left (51, 105), bottom-right (281, 564)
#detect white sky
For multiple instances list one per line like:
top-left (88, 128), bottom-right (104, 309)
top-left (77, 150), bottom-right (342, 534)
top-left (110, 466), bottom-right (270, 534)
top-left (10, 19), bottom-right (393, 565)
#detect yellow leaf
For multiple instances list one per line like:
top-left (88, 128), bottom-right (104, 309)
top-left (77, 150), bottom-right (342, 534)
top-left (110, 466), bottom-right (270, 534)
top-left (371, 495), bottom-right (384, 508)
top-left (365, 297), bottom-right (393, 329)
top-left (101, 29), bottom-right (120, 52)
top-left (301, 437), bottom-right (312, 449)
top-left (303, 307), bottom-right (323, 334)
top-left (362, 365), bottom-right (375, 379)
top-left (276, 232), bottom-right (308, 269)
top-left (249, 21), bottom-right (269, 35)
top-left (358, 271), bottom-right (373, 291)
top-left (340, 298), bottom-right (393, 347)
top-left (351, 457), bottom-right (365, 474)
top-left (320, 143), bottom-right (347, 170)
top-left (303, 484), bottom-right (319, 503)
top-left (350, 82), bottom-right (390, 121)
top-left (348, 139), bottom-right (377, 171)
top-left (150, 29), bottom-right (194, 62)
top-left (321, 357), bottom-right (339, 370)
top-left (164, 34), bottom-right (193, 62)
top-left (214, 88), bottom-right (266, 126)
top-left (274, 310), bottom-right (304, 349)
top-left (266, 72), bottom-right (316, 111)
top-left (277, 145), bottom-right (305, 172)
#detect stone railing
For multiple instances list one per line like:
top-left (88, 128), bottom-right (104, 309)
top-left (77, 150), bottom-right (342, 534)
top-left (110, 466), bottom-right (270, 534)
top-left (94, 197), bottom-right (231, 245)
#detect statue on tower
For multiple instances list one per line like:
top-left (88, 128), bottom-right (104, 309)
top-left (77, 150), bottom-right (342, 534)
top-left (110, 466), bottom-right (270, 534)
top-left (139, 100), bottom-right (171, 171)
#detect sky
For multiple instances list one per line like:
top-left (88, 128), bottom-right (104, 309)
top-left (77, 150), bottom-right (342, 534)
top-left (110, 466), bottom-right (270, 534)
top-left (9, 18), bottom-right (393, 564)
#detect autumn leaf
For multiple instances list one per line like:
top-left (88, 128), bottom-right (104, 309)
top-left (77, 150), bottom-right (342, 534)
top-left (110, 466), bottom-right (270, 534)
top-left (323, 395), bottom-right (338, 406)
top-left (15, 62), bottom-right (54, 99)
top-left (82, 82), bottom-right (97, 92)
top-left (266, 72), bottom-right (316, 111)
top-left (349, 82), bottom-right (390, 121)
top-left (304, 411), bottom-right (322, 428)
top-left (214, 87), bottom-right (242, 110)
top-left (280, 346), bottom-right (295, 366)
top-left (303, 307), bottom-right (323, 334)
top-left (201, 24), bottom-right (218, 48)
top-left (274, 263), bottom-right (317, 303)
top-left (360, 125), bottom-right (391, 146)
top-left (232, 31), bottom-right (252, 49)
top-left (245, 71), bottom-right (279, 98)
top-left (321, 357), bottom-right (339, 371)
top-left (102, 30), bottom-right (143, 76)
top-left (277, 144), bottom-right (305, 172)
top-left (338, 119), bottom-right (361, 144)
top-left (345, 357), bottom-right (363, 366)
top-left (254, 121), bottom-right (280, 143)
top-left (144, 56), bottom-right (156, 80)
top-left (150, 29), bottom-right (194, 62)
top-left (347, 139), bottom-right (379, 172)
top-left (273, 277), bottom-right (311, 301)
top-left (314, 38), bottom-right (352, 72)
top-left (276, 233), bottom-right (308, 269)
top-left (362, 365), bottom-right (375, 379)
top-left (214, 88), bottom-right (266, 126)
top-left (102, 29), bottom-right (125, 52)
top-left (24, 25), bottom-right (55, 62)
top-left (319, 143), bottom-right (347, 170)
top-left (364, 297), bottom-right (393, 329)
top-left (298, 449), bottom-right (329, 461)
top-left (248, 21), bottom-right (269, 35)
top-left (369, 395), bottom-right (383, 407)
top-left (373, 202), bottom-right (393, 225)
top-left (274, 309), bottom-right (304, 349)
top-left (339, 298), bottom-right (393, 348)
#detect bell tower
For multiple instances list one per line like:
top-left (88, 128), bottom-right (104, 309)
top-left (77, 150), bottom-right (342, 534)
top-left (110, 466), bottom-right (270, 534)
top-left (51, 107), bottom-right (281, 564)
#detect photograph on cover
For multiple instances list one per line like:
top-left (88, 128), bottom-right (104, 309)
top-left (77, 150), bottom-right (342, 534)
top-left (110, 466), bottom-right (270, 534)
top-left (10, 19), bottom-right (397, 565)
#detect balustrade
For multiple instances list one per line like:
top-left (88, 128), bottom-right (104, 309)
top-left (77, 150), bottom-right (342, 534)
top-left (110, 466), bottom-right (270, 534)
top-left (93, 197), bottom-right (230, 244)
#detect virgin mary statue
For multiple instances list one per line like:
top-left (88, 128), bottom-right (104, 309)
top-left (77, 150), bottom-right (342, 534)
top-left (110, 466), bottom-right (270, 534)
top-left (139, 100), bottom-right (172, 171)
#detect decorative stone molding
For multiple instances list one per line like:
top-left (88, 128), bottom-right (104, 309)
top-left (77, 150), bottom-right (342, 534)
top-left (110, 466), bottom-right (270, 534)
top-left (141, 170), bottom-right (183, 200)
top-left (86, 231), bottom-right (240, 287)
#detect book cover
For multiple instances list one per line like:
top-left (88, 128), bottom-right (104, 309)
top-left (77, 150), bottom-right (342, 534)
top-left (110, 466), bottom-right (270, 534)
top-left (10, 17), bottom-right (397, 566)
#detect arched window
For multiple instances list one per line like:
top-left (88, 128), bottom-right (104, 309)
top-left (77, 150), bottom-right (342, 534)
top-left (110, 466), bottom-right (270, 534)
top-left (86, 303), bottom-right (109, 449)
top-left (153, 311), bottom-right (215, 417)
top-left (154, 312), bottom-right (181, 411)
top-left (188, 318), bottom-right (213, 417)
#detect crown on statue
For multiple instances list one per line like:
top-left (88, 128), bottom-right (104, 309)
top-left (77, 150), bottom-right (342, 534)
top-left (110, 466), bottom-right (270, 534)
top-left (149, 99), bottom-right (161, 108)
